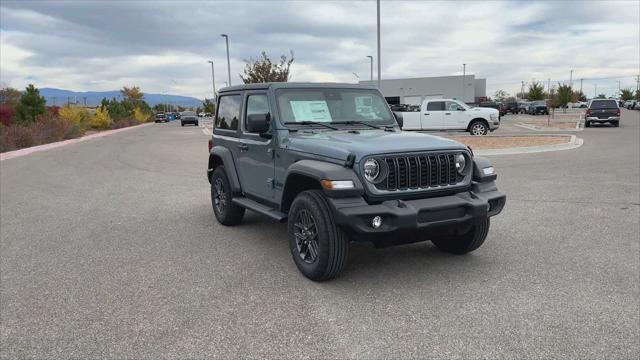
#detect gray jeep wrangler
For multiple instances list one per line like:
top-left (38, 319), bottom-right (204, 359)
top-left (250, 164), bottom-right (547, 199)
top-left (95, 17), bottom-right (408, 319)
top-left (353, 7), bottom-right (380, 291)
top-left (207, 83), bottom-right (505, 281)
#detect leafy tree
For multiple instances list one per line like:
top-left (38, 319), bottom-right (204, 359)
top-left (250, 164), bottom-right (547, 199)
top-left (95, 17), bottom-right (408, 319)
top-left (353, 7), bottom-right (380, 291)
top-left (0, 87), bottom-right (22, 106)
top-left (635, 89), bottom-right (640, 101)
top-left (15, 84), bottom-right (46, 125)
top-left (574, 90), bottom-right (587, 102)
top-left (202, 98), bottom-right (215, 114)
top-left (527, 81), bottom-right (546, 101)
top-left (555, 84), bottom-right (573, 109)
top-left (133, 107), bottom-right (151, 123)
top-left (120, 86), bottom-right (144, 104)
top-left (493, 90), bottom-right (509, 102)
top-left (240, 51), bottom-right (294, 84)
top-left (619, 88), bottom-right (634, 101)
top-left (100, 97), bottom-right (109, 109)
top-left (105, 97), bottom-right (129, 120)
top-left (596, 94), bottom-right (606, 99)
top-left (59, 106), bottom-right (91, 130)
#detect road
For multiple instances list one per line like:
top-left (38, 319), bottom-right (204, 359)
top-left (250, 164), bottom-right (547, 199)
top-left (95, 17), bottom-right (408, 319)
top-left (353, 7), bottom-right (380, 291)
top-left (1, 111), bottom-right (638, 358)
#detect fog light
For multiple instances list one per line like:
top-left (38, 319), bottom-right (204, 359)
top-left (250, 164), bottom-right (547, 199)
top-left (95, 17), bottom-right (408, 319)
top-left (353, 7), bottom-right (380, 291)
top-left (371, 216), bottom-right (383, 229)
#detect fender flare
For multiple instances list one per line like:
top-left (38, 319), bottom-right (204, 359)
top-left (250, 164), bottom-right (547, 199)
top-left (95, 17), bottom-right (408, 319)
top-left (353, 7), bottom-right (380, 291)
top-left (208, 146), bottom-right (241, 192)
top-left (285, 160), bottom-right (364, 198)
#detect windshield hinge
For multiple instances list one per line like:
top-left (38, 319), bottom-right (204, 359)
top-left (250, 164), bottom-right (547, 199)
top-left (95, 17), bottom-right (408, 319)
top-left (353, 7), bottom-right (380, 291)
top-left (344, 153), bottom-right (355, 168)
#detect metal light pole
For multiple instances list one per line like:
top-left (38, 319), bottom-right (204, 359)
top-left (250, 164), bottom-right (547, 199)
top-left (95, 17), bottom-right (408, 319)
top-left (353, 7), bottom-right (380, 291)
top-left (462, 64), bottom-right (466, 102)
top-left (207, 60), bottom-right (216, 100)
top-left (220, 34), bottom-right (231, 86)
top-left (580, 78), bottom-right (583, 94)
top-left (569, 70), bottom-right (573, 87)
top-left (594, 84), bottom-right (597, 98)
top-left (376, 0), bottom-right (381, 89)
top-left (366, 55), bottom-right (373, 81)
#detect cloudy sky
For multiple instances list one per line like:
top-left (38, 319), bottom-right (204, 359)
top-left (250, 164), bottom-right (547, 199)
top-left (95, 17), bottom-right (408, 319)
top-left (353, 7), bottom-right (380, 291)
top-left (1, 0), bottom-right (639, 99)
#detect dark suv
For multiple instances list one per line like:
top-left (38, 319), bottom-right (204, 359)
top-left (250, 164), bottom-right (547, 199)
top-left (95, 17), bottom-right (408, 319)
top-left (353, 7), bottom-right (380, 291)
top-left (527, 101), bottom-right (549, 115)
top-left (206, 83), bottom-right (505, 281)
top-left (585, 99), bottom-right (620, 127)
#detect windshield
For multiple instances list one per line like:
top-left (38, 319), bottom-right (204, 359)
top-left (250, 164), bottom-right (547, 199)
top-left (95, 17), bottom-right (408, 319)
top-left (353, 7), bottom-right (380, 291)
top-left (533, 101), bottom-right (547, 106)
top-left (182, 111), bottom-right (196, 116)
top-left (276, 88), bottom-right (394, 124)
top-left (589, 100), bottom-right (617, 109)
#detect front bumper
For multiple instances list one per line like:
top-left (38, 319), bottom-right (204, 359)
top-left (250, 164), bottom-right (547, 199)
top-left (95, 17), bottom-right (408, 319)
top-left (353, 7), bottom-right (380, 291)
top-left (489, 120), bottom-right (500, 130)
top-left (328, 188), bottom-right (505, 235)
top-left (586, 116), bottom-right (619, 122)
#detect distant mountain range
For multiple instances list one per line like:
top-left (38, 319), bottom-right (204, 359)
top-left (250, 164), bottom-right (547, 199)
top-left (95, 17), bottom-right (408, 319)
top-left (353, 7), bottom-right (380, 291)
top-left (38, 88), bottom-right (203, 108)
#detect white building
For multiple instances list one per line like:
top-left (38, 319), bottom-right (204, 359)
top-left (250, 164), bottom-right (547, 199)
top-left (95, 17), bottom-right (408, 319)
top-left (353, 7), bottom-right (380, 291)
top-left (359, 75), bottom-right (487, 105)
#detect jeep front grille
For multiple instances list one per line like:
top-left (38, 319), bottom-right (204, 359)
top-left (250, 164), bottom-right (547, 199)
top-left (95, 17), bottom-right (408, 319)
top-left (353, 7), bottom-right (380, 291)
top-left (375, 153), bottom-right (461, 191)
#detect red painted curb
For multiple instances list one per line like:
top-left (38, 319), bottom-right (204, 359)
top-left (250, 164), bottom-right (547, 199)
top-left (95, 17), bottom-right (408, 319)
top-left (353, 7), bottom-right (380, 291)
top-left (1, 123), bottom-right (153, 161)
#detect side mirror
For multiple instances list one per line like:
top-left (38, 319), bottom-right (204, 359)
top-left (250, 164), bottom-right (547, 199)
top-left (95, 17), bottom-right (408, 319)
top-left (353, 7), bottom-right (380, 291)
top-left (247, 113), bottom-right (270, 133)
top-left (393, 111), bottom-right (403, 129)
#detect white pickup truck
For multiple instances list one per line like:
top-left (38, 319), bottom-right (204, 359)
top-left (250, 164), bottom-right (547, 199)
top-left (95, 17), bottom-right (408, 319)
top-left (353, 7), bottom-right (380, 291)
top-left (400, 99), bottom-right (500, 135)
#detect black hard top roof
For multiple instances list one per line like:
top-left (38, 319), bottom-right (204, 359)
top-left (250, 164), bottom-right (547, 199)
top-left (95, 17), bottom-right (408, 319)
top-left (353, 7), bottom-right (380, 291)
top-left (217, 82), bottom-right (378, 93)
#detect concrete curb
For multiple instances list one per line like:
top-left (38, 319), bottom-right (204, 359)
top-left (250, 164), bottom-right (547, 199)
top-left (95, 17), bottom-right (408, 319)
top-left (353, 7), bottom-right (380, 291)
top-left (1, 123), bottom-right (153, 161)
top-left (514, 121), bottom-right (583, 132)
top-left (475, 134), bottom-right (583, 156)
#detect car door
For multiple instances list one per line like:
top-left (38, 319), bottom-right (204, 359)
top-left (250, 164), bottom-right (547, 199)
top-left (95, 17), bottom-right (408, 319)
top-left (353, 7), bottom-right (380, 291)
top-left (421, 101), bottom-right (444, 129)
top-left (235, 92), bottom-right (275, 201)
top-left (443, 101), bottom-right (469, 129)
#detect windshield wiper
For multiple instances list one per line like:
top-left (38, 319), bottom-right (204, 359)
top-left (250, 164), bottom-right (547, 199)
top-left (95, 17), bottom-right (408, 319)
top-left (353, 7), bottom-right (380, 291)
top-left (331, 120), bottom-right (385, 130)
top-left (284, 121), bottom-right (339, 130)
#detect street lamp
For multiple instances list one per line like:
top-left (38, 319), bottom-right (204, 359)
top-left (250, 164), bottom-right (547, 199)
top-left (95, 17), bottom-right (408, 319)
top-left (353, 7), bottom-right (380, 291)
top-left (462, 63), bottom-right (466, 102)
top-left (220, 34), bottom-right (231, 86)
top-left (366, 55), bottom-right (373, 81)
top-left (352, 72), bottom-right (360, 82)
top-left (376, 0), bottom-right (381, 88)
top-left (569, 70), bottom-right (573, 87)
top-left (207, 60), bottom-right (216, 100)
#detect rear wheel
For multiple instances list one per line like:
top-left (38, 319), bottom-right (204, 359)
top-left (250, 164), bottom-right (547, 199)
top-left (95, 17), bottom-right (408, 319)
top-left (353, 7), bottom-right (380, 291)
top-left (612, 121), bottom-right (619, 127)
top-left (211, 166), bottom-right (245, 226)
top-left (469, 120), bottom-right (488, 136)
top-left (585, 121), bottom-right (590, 128)
top-left (432, 218), bottom-right (490, 254)
top-left (288, 190), bottom-right (349, 281)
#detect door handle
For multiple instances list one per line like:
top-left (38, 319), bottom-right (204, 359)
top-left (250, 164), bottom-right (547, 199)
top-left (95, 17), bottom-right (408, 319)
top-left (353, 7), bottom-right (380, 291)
top-left (445, 113), bottom-right (451, 115)
top-left (237, 144), bottom-right (248, 151)
top-left (424, 113), bottom-right (430, 115)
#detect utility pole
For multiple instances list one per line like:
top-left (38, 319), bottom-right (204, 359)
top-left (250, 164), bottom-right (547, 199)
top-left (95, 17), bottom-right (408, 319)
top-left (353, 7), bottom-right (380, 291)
top-left (618, 80), bottom-right (621, 97)
top-left (51, 97), bottom-right (56, 106)
top-left (547, 78), bottom-right (552, 125)
top-left (521, 81), bottom-right (525, 100)
top-left (462, 63), bottom-right (466, 102)
top-left (220, 34), bottom-right (231, 86)
top-left (594, 84), bottom-right (597, 98)
top-left (67, 96), bottom-right (71, 106)
top-left (82, 97), bottom-right (87, 107)
top-left (207, 60), bottom-right (216, 100)
top-left (376, 0), bottom-right (381, 89)
top-left (366, 55), bottom-right (373, 81)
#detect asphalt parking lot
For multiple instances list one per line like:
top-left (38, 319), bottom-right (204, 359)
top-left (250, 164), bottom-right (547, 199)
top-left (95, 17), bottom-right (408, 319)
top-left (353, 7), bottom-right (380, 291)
top-left (1, 110), bottom-right (638, 358)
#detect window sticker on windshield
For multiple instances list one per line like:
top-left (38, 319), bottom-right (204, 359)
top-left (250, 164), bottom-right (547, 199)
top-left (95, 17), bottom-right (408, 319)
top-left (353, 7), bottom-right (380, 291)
top-left (290, 101), bottom-right (332, 122)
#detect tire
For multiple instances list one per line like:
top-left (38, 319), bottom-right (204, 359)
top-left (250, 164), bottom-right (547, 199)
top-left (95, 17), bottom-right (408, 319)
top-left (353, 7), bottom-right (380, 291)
top-left (585, 121), bottom-right (590, 128)
top-left (432, 218), bottom-right (490, 254)
top-left (288, 190), bottom-right (349, 281)
top-left (211, 166), bottom-right (245, 226)
top-left (195, 122), bottom-right (199, 126)
top-left (181, 122), bottom-right (184, 126)
top-left (612, 121), bottom-right (619, 127)
top-left (469, 120), bottom-right (488, 136)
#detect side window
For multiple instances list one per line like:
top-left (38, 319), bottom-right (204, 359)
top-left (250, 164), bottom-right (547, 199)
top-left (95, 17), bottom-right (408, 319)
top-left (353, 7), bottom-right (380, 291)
top-left (246, 94), bottom-right (269, 117)
top-left (427, 101), bottom-right (444, 111)
top-left (445, 101), bottom-right (461, 111)
top-left (215, 95), bottom-right (241, 131)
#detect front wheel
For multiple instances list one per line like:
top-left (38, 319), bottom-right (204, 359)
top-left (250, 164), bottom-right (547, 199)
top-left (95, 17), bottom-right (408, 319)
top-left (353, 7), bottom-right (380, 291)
top-left (585, 121), bottom-right (591, 128)
top-left (432, 218), bottom-right (490, 254)
top-left (288, 190), bottom-right (349, 281)
top-left (469, 121), bottom-right (489, 136)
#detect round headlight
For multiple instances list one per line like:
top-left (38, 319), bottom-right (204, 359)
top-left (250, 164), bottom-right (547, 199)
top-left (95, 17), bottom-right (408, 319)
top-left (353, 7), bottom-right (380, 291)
top-left (363, 159), bottom-right (380, 182)
top-left (455, 153), bottom-right (466, 174)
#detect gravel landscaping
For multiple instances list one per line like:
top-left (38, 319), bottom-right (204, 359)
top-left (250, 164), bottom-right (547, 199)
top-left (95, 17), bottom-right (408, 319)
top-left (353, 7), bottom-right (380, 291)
top-left (446, 135), bottom-right (571, 150)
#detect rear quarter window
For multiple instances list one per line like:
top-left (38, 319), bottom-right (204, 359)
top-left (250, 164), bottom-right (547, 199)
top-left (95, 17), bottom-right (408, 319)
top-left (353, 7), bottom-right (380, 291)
top-left (216, 95), bottom-right (241, 131)
top-left (589, 100), bottom-right (618, 109)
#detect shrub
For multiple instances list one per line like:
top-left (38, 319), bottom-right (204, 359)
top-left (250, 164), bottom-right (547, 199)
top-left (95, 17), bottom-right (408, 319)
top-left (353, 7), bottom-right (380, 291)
top-left (111, 118), bottom-right (139, 129)
top-left (92, 107), bottom-right (112, 129)
top-left (15, 84), bottom-right (46, 125)
top-left (0, 104), bottom-right (16, 126)
top-left (133, 107), bottom-right (151, 123)
top-left (0, 113), bottom-right (80, 152)
top-left (59, 106), bottom-right (91, 131)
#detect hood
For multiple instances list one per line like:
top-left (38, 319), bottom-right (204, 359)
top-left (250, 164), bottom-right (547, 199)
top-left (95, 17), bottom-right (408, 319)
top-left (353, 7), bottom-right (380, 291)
top-left (470, 107), bottom-right (500, 114)
top-left (285, 129), bottom-right (467, 162)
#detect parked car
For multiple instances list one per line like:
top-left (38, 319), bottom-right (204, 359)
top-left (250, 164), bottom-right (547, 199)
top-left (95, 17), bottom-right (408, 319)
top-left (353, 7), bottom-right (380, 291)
top-left (207, 83), bottom-right (506, 281)
top-left (180, 111), bottom-right (199, 126)
top-left (198, 112), bottom-right (206, 117)
top-left (205, 112), bottom-right (212, 117)
top-left (400, 99), bottom-right (500, 135)
top-left (624, 100), bottom-right (637, 109)
top-left (517, 101), bottom-right (531, 114)
top-left (585, 99), bottom-right (620, 127)
top-left (527, 101), bottom-right (549, 115)
top-left (478, 102), bottom-right (506, 117)
top-left (504, 101), bottom-right (519, 114)
top-left (154, 112), bottom-right (167, 123)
